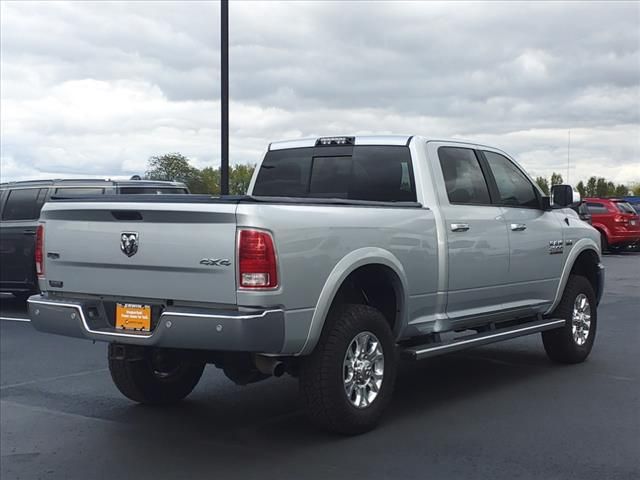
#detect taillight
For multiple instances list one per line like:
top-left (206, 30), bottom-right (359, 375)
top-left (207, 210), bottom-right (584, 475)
top-left (238, 229), bottom-right (278, 289)
top-left (35, 224), bottom-right (44, 277)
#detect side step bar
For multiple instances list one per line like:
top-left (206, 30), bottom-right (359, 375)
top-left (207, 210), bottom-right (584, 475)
top-left (402, 318), bottom-right (566, 361)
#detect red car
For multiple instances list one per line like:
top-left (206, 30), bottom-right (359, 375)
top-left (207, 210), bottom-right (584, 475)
top-left (585, 197), bottom-right (640, 251)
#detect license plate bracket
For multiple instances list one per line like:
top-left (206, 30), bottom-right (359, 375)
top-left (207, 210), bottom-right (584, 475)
top-left (115, 303), bottom-right (151, 332)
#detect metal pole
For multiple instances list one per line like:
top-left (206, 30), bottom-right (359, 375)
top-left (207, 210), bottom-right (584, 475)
top-left (220, 0), bottom-right (229, 195)
top-left (567, 130), bottom-right (570, 183)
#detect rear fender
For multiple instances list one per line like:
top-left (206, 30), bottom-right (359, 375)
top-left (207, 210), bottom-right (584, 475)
top-left (297, 247), bottom-right (409, 356)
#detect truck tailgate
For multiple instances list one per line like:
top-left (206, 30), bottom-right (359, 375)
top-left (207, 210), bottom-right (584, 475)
top-left (40, 200), bottom-right (238, 304)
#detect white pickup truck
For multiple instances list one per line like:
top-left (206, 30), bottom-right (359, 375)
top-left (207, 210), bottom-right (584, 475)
top-left (28, 135), bottom-right (603, 434)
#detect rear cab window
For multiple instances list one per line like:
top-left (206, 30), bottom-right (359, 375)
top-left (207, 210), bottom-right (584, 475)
top-left (252, 145), bottom-right (416, 202)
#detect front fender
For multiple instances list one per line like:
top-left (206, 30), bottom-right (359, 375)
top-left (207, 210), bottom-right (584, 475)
top-left (296, 247), bottom-right (409, 356)
top-left (545, 238), bottom-right (601, 315)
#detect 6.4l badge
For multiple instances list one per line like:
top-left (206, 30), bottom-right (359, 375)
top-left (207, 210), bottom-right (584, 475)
top-left (120, 232), bottom-right (139, 257)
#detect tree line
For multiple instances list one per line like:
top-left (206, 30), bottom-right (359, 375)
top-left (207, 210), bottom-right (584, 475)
top-left (535, 172), bottom-right (640, 198)
top-left (145, 153), bottom-right (255, 195)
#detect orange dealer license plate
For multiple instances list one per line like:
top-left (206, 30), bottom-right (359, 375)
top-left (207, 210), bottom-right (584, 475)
top-left (115, 304), bottom-right (151, 332)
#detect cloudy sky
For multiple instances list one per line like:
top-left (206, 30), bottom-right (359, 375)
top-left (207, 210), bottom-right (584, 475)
top-left (1, 1), bottom-right (639, 185)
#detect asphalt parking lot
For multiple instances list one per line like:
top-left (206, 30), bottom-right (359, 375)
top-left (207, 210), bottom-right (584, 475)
top-left (1, 254), bottom-right (638, 480)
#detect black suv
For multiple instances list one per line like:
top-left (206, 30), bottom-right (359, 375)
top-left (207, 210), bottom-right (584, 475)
top-left (0, 178), bottom-right (189, 300)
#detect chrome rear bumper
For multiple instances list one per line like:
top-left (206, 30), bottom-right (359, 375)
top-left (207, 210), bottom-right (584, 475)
top-left (27, 295), bottom-right (285, 353)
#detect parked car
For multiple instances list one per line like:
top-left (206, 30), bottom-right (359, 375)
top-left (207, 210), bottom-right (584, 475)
top-left (584, 197), bottom-right (640, 251)
top-left (0, 178), bottom-right (189, 300)
top-left (27, 136), bottom-right (603, 434)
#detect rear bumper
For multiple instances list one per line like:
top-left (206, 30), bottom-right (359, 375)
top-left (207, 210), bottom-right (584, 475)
top-left (608, 230), bottom-right (640, 245)
top-left (27, 295), bottom-right (285, 353)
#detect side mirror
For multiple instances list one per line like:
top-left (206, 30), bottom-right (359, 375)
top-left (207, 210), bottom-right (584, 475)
top-left (539, 196), bottom-right (552, 211)
top-left (551, 184), bottom-right (581, 208)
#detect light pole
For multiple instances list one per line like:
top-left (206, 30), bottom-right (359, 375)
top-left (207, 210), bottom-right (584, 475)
top-left (220, 0), bottom-right (229, 195)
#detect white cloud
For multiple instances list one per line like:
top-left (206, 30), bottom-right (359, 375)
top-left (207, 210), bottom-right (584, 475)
top-left (1, 0), bottom-right (639, 185)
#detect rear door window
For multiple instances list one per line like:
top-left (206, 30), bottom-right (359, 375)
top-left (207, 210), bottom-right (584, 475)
top-left (483, 151), bottom-right (539, 208)
top-left (586, 202), bottom-right (608, 214)
top-left (253, 146), bottom-right (416, 202)
top-left (438, 147), bottom-right (491, 204)
top-left (1, 188), bottom-right (46, 220)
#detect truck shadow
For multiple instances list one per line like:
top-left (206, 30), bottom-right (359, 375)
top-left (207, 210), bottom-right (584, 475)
top-left (112, 343), bottom-right (562, 446)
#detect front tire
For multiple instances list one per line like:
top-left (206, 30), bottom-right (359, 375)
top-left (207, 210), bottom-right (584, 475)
top-left (542, 275), bottom-right (597, 364)
top-left (299, 304), bottom-right (397, 435)
top-left (108, 344), bottom-right (205, 404)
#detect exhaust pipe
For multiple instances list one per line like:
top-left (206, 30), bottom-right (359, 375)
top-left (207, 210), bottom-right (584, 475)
top-left (254, 355), bottom-right (285, 377)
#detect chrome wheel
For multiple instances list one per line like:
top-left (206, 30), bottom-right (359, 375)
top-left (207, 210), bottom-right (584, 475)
top-left (343, 331), bottom-right (384, 408)
top-left (571, 293), bottom-right (591, 346)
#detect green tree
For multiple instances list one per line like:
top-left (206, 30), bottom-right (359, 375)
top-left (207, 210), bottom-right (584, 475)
top-left (200, 166), bottom-right (221, 195)
top-left (229, 164), bottom-right (255, 195)
top-left (629, 182), bottom-right (640, 196)
top-left (586, 176), bottom-right (597, 196)
top-left (576, 181), bottom-right (586, 198)
top-left (614, 184), bottom-right (629, 197)
top-left (535, 176), bottom-right (550, 195)
top-left (145, 153), bottom-right (256, 196)
top-left (550, 172), bottom-right (564, 186)
top-left (146, 153), bottom-right (195, 182)
top-left (145, 153), bottom-right (208, 192)
top-left (595, 177), bottom-right (609, 197)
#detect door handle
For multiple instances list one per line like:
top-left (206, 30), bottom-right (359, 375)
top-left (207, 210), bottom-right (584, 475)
top-left (510, 223), bottom-right (527, 231)
top-left (23, 229), bottom-right (36, 236)
top-left (450, 223), bottom-right (470, 232)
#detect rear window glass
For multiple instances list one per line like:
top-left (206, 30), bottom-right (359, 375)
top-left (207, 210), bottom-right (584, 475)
top-left (252, 146), bottom-right (416, 202)
top-left (2, 188), bottom-right (46, 220)
top-left (118, 187), bottom-right (188, 194)
top-left (438, 147), bottom-right (491, 204)
top-left (54, 187), bottom-right (105, 196)
top-left (615, 202), bottom-right (636, 214)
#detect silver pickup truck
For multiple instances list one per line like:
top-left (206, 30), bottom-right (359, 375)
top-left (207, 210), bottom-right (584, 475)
top-left (28, 135), bottom-right (604, 434)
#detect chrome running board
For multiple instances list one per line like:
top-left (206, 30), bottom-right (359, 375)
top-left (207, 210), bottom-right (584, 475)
top-left (402, 318), bottom-right (566, 361)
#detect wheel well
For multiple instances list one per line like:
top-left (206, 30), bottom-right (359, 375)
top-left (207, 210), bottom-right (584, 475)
top-left (570, 249), bottom-right (599, 296)
top-left (330, 264), bottom-right (402, 334)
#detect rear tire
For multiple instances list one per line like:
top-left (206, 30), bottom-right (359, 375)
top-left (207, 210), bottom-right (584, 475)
top-left (542, 275), bottom-right (597, 364)
top-left (299, 304), bottom-right (397, 435)
top-left (108, 344), bottom-right (205, 404)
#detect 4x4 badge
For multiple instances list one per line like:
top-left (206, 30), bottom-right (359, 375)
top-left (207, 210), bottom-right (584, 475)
top-left (120, 232), bottom-right (139, 257)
